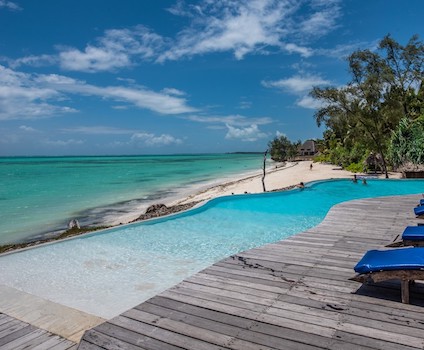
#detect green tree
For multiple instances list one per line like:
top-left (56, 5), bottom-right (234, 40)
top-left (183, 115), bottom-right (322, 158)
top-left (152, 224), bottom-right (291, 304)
top-left (311, 34), bottom-right (424, 178)
top-left (268, 135), bottom-right (299, 162)
top-left (379, 35), bottom-right (424, 118)
top-left (389, 116), bottom-right (424, 168)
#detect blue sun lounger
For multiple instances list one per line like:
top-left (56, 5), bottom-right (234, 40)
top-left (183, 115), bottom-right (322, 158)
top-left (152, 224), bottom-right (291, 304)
top-left (420, 198), bottom-right (424, 206)
top-left (351, 247), bottom-right (424, 303)
top-left (414, 206), bottom-right (424, 217)
top-left (387, 226), bottom-right (424, 247)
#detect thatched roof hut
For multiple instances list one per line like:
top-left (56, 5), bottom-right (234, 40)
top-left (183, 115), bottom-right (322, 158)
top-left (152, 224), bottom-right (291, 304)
top-left (363, 152), bottom-right (383, 173)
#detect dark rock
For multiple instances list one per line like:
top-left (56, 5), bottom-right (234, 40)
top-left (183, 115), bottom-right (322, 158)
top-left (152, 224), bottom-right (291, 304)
top-left (68, 219), bottom-right (80, 229)
top-left (134, 201), bottom-right (201, 222)
top-left (145, 203), bottom-right (168, 214)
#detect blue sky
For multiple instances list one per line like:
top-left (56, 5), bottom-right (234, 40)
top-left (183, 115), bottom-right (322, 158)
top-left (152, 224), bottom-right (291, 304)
top-left (0, 0), bottom-right (423, 156)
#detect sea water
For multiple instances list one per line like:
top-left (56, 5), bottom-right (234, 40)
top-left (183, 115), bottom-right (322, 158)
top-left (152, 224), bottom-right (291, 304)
top-left (0, 179), bottom-right (422, 319)
top-left (0, 153), bottom-right (265, 244)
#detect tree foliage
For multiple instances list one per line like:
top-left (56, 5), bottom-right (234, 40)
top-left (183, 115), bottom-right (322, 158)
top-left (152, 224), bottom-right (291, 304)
top-left (310, 34), bottom-right (424, 177)
top-left (389, 116), bottom-right (424, 169)
top-left (268, 135), bottom-right (300, 162)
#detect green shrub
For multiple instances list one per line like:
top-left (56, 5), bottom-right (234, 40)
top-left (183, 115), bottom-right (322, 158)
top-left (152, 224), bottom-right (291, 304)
top-left (345, 162), bottom-right (363, 173)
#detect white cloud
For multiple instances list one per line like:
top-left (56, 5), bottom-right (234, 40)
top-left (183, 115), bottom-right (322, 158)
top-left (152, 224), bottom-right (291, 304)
top-left (283, 43), bottom-right (313, 58)
top-left (34, 73), bottom-right (79, 85)
top-left (0, 66), bottom-right (197, 118)
top-left (158, 0), bottom-right (343, 62)
top-left (0, 0), bottom-right (21, 11)
top-left (44, 139), bottom-right (84, 146)
top-left (8, 55), bottom-right (57, 69)
top-left (316, 40), bottom-right (379, 59)
top-left (36, 74), bottom-right (197, 114)
top-left (159, 0), bottom-right (293, 62)
top-left (262, 74), bottom-right (330, 93)
top-left (238, 100), bottom-right (252, 110)
top-left (19, 125), bottom-right (38, 132)
top-left (0, 65), bottom-right (77, 120)
top-left (61, 126), bottom-right (135, 135)
top-left (185, 114), bottom-right (272, 127)
top-left (166, 1), bottom-right (201, 17)
top-left (59, 26), bottom-right (165, 72)
top-left (7, 0), bottom-right (344, 74)
top-left (100, 86), bottom-right (196, 114)
top-left (131, 132), bottom-right (183, 146)
top-left (225, 124), bottom-right (268, 142)
top-left (6, 0), bottom-right (345, 74)
top-left (263, 73), bottom-right (331, 110)
top-left (59, 46), bottom-right (130, 72)
top-left (300, 5), bottom-right (341, 38)
top-left (161, 87), bottom-right (186, 96)
top-left (296, 95), bottom-right (323, 109)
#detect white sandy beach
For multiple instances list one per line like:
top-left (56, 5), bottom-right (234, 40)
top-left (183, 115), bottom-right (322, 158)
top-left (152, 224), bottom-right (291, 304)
top-left (172, 160), bottom-right (398, 205)
top-left (103, 160), bottom-right (401, 227)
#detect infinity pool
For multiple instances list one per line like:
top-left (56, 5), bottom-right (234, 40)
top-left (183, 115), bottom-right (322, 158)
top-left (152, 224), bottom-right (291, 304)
top-left (0, 179), bottom-right (423, 318)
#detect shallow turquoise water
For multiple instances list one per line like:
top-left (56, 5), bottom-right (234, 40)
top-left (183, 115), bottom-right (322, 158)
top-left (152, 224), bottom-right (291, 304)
top-left (0, 153), bottom-right (264, 244)
top-left (0, 178), bottom-right (422, 318)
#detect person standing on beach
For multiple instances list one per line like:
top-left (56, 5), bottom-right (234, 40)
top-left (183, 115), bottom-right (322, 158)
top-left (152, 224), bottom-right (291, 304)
top-left (310, 163), bottom-right (313, 171)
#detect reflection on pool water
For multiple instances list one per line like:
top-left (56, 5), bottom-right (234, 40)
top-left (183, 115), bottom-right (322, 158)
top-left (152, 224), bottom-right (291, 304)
top-left (0, 179), bottom-right (423, 318)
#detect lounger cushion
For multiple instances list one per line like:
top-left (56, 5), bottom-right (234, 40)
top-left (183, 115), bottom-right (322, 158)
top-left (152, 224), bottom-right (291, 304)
top-left (414, 206), bottom-right (424, 216)
top-left (402, 226), bottom-right (424, 241)
top-left (354, 248), bottom-right (424, 274)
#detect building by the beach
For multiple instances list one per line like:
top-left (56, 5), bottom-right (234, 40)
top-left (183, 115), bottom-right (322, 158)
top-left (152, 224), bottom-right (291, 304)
top-left (297, 140), bottom-right (317, 159)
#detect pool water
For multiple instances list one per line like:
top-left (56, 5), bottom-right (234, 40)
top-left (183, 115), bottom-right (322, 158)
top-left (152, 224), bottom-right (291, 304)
top-left (0, 179), bottom-right (423, 318)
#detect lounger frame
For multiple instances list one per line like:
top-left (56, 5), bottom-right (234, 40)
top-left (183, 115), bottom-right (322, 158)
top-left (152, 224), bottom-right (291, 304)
top-left (350, 270), bottom-right (424, 304)
top-left (386, 239), bottom-right (424, 247)
top-left (386, 225), bottom-right (424, 247)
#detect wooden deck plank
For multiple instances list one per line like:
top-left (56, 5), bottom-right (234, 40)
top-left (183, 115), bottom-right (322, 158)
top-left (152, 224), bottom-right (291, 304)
top-left (137, 302), bottom-right (327, 350)
top-left (0, 312), bottom-right (77, 350)
top-left (108, 315), bottom-right (227, 350)
top-left (0, 329), bottom-right (48, 350)
top-left (79, 194), bottom-right (424, 349)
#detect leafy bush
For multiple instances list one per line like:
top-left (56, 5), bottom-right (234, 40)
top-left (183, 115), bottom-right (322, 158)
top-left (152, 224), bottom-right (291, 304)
top-left (345, 162), bottom-right (363, 173)
top-left (313, 153), bottom-right (331, 163)
top-left (389, 116), bottom-right (424, 169)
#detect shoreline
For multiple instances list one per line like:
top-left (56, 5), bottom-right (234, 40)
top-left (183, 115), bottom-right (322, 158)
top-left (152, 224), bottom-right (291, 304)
top-left (1, 161), bottom-right (401, 253)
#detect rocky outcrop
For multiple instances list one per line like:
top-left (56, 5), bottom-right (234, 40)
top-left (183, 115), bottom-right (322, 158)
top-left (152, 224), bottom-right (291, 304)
top-left (134, 201), bottom-right (201, 221)
top-left (68, 219), bottom-right (80, 229)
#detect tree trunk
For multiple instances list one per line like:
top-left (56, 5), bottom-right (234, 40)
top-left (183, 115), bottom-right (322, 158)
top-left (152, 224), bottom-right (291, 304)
top-left (376, 142), bottom-right (389, 178)
top-left (262, 149), bottom-right (268, 192)
top-left (380, 152), bottom-right (389, 178)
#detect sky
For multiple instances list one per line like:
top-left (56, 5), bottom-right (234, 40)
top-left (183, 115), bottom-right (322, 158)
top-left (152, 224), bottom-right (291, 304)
top-left (0, 0), bottom-right (423, 156)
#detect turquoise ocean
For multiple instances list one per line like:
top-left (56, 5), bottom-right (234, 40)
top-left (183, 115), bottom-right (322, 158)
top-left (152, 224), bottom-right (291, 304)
top-left (0, 153), bottom-right (266, 245)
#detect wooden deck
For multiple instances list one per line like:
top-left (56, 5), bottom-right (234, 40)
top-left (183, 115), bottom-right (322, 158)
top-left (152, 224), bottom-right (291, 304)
top-left (0, 313), bottom-right (76, 350)
top-left (78, 196), bottom-right (424, 350)
top-left (74, 194), bottom-right (424, 349)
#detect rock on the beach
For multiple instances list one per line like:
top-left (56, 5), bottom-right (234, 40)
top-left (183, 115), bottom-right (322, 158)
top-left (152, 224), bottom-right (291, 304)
top-left (68, 219), bottom-right (80, 229)
top-left (135, 201), bottom-right (201, 222)
top-left (145, 203), bottom-right (168, 214)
